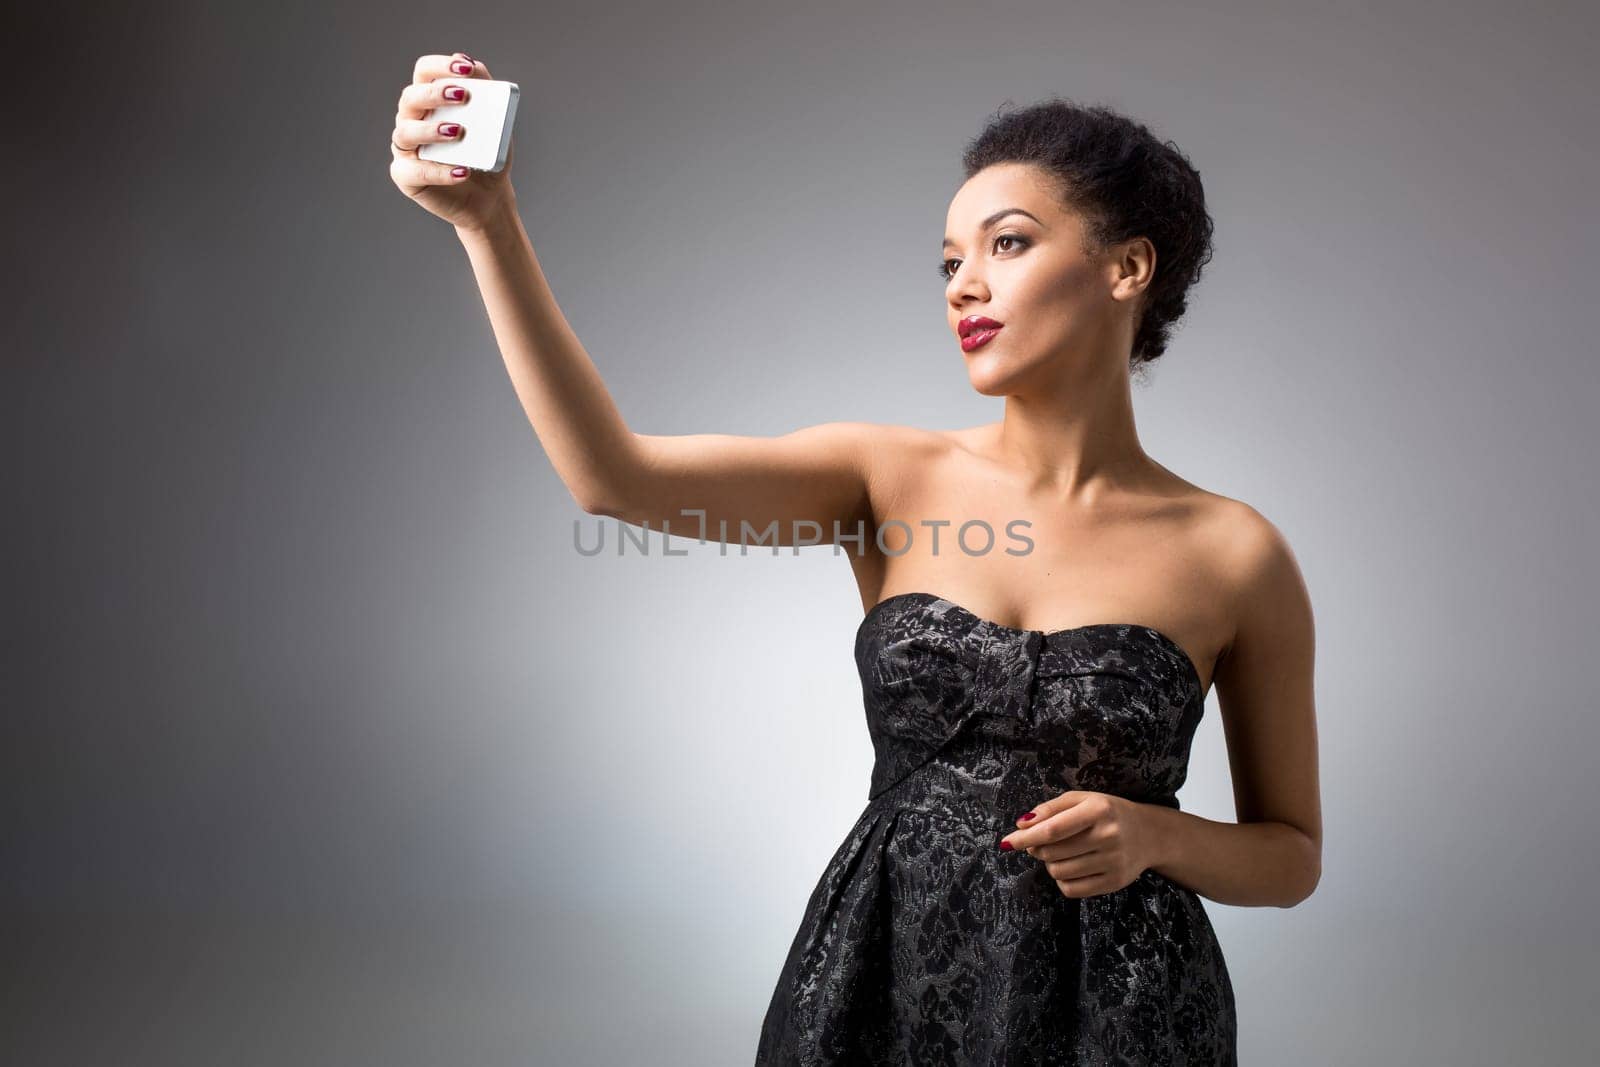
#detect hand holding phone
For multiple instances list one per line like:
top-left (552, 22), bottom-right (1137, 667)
top-left (391, 54), bottom-right (520, 231)
top-left (418, 77), bottom-right (520, 174)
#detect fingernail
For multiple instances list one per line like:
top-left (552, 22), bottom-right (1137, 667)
top-left (1017, 812), bottom-right (1036, 822)
top-left (451, 166), bottom-right (468, 178)
top-left (451, 60), bottom-right (472, 74)
top-left (445, 87), bottom-right (466, 101)
top-left (439, 123), bottom-right (460, 136)
top-left (999, 840), bottom-right (1014, 851)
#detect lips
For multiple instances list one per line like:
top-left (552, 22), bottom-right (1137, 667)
top-left (961, 326), bottom-right (1002, 352)
top-left (958, 315), bottom-right (1004, 352)
top-left (958, 315), bottom-right (1005, 339)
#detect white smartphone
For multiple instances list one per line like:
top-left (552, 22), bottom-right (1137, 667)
top-left (418, 78), bottom-right (520, 173)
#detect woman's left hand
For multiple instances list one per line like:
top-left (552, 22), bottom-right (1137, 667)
top-left (998, 791), bottom-right (1161, 898)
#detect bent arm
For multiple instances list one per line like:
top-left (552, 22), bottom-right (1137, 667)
top-left (455, 201), bottom-right (876, 545)
top-left (1147, 505), bottom-right (1322, 908)
top-left (611, 424), bottom-right (876, 546)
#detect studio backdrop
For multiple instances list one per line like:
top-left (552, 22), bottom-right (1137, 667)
top-left (10, 1), bottom-right (1598, 1064)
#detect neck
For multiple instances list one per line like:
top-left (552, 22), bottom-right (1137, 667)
top-left (993, 352), bottom-right (1152, 504)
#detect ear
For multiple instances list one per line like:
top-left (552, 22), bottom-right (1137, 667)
top-left (1107, 236), bottom-right (1156, 305)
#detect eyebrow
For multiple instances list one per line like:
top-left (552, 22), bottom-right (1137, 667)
top-left (943, 208), bottom-right (1044, 250)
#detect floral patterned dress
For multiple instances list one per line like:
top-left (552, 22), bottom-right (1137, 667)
top-left (755, 591), bottom-right (1237, 1066)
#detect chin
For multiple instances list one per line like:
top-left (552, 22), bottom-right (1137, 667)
top-left (963, 354), bottom-right (1028, 396)
top-left (965, 372), bottom-right (1016, 398)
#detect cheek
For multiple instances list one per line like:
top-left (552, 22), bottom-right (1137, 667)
top-left (1013, 274), bottom-right (1094, 339)
top-left (1018, 259), bottom-right (1095, 311)
top-left (1044, 266), bottom-right (1114, 334)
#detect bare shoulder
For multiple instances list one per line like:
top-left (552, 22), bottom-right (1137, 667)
top-left (857, 422), bottom-right (966, 518)
top-left (850, 417), bottom-right (966, 474)
top-left (763, 419), bottom-right (947, 478)
top-left (1189, 492), bottom-right (1283, 551)
top-left (1196, 495), bottom-right (1313, 661)
top-left (1206, 496), bottom-right (1301, 581)
top-left (796, 419), bottom-right (955, 454)
top-left (861, 420), bottom-right (973, 453)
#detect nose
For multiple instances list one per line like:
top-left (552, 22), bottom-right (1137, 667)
top-left (947, 261), bottom-right (989, 311)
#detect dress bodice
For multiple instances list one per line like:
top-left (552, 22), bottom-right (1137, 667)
top-left (856, 591), bottom-right (1207, 825)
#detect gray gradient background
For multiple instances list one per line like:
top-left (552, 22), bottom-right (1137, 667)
top-left (10, 1), bottom-right (1598, 1063)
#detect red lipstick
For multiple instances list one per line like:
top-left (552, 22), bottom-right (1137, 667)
top-left (959, 315), bottom-right (1004, 352)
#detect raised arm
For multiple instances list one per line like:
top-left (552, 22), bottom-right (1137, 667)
top-left (392, 53), bottom-right (883, 548)
top-left (455, 198), bottom-right (879, 546)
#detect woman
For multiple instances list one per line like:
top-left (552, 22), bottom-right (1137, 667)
top-left (390, 52), bottom-right (1321, 1066)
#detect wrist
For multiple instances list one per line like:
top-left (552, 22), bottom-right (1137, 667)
top-left (455, 195), bottom-right (522, 243)
top-left (1139, 802), bottom-right (1183, 875)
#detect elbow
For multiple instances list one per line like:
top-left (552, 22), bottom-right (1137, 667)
top-left (582, 438), bottom-right (643, 521)
top-left (577, 453), bottom-right (640, 519)
top-left (578, 492), bottom-right (625, 518)
top-left (1279, 872), bottom-right (1320, 909)
top-left (572, 472), bottom-right (632, 518)
top-left (1278, 839), bottom-right (1322, 908)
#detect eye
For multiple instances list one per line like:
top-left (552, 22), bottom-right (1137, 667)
top-left (938, 234), bottom-right (1030, 281)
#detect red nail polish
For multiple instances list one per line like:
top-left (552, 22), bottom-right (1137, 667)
top-left (1017, 812), bottom-right (1037, 822)
top-left (999, 840), bottom-right (1014, 851)
top-left (445, 87), bottom-right (466, 101)
top-left (451, 166), bottom-right (468, 178)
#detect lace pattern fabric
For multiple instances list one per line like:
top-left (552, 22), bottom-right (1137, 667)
top-left (755, 592), bottom-right (1237, 1066)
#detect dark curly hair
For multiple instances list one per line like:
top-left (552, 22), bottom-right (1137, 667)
top-left (960, 97), bottom-right (1215, 368)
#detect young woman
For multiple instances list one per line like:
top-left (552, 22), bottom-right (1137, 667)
top-left (391, 51), bottom-right (1321, 1066)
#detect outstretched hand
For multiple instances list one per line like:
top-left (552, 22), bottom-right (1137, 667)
top-left (389, 51), bottom-right (516, 231)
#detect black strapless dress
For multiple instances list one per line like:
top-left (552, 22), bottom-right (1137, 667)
top-left (755, 591), bottom-right (1237, 1066)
